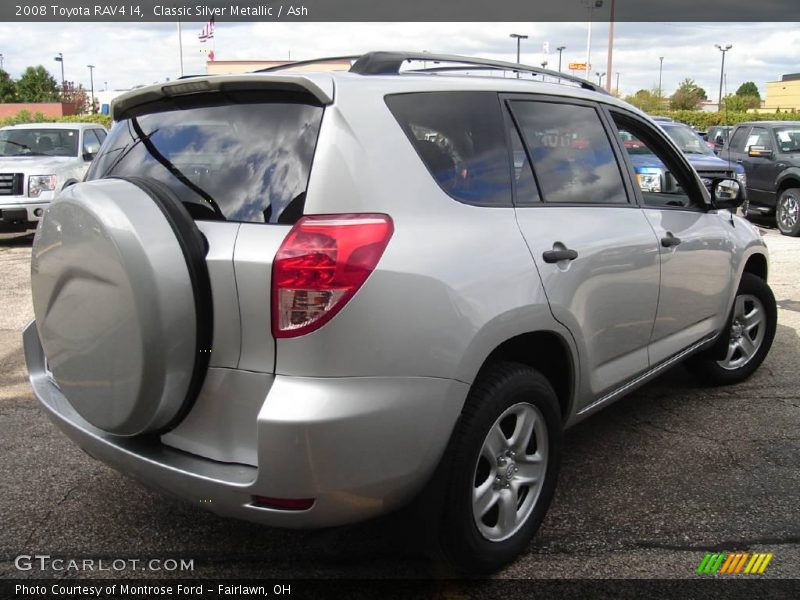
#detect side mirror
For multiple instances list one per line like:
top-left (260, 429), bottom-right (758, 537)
top-left (711, 178), bottom-right (745, 210)
top-left (748, 145), bottom-right (773, 158)
top-left (83, 151), bottom-right (96, 162)
top-left (714, 135), bottom-right (724, 147)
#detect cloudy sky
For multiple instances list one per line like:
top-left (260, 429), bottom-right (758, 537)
top-left (0, 22), bottom-right (798, 100)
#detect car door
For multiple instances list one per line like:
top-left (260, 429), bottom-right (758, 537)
top-left (505, 97), bottom-right (661, 398)
top-left (605, 108), bottom-right (736, 366)
top-left (743, 126), bottom-right (781, 208)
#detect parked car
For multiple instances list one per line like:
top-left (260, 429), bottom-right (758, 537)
top-left (707, 125), bottom-right (734, 153)
top-left (24, 52), bottom-right (776, 573)
top-left (722, 121), bottom-right (800, 236)
top-left (625, 120), bottom-right (746, 195)
top-left (0, 123), bottom-right (108, 232)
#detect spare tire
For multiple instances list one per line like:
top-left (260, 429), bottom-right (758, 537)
top-left (30, 177), bottom-right (213, 436)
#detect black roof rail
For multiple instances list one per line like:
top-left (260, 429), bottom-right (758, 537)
top-left (255, 55), bottom-right (360, 73)
top-left (349, 51), bottom-right (606, 94)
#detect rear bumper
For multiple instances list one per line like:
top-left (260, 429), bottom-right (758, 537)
top-left (23, 321), bottom-right (467, 527)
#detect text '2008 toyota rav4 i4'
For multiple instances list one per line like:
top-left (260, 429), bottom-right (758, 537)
top-left (24, 52), bottom-right (776, 573)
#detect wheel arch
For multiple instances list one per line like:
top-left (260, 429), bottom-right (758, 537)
top-left (742, 251), bottom-right (768, 282)
top-left (775, 170), bottom-right (800, 195)
top-left (474, 331), bottom-right (576, 423)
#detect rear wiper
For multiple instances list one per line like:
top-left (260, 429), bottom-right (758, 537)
top-left (130, 117), bottom-right (225, 220)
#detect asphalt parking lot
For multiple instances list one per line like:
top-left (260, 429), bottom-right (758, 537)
top-left (1, 226), bottom-right (798, 582)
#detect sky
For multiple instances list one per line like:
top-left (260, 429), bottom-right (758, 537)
top-left (0, 21), bottom-right (798, 100)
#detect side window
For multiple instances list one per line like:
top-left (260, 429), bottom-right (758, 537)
top-left (82, 129), bottom-right (101, 156)
top-left (510, 101), bottom-right (628, 205)
top-left (611, 113), bottom-right (703, 209)
top-left (745, 127), bottom-right (771, 151)
top-left (94, 129), bottom-right (107, 144)
top-left (385, 92), bottom-right (512, 206)
top-left (728, 127), bottom-right (750, 153)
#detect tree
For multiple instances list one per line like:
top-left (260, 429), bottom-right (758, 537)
top-left (670, 78), bottom-right (707, 110)
top-left (0, 69), bottom-right (17, 102)
top-left (625, 88), bottom-right (663, 112)
top-left (736, 81), bottom-right (761, 100)
top-left (15, 66), bottom-right (59, 103)
top-left (60, 81), bottom-right (90, 113)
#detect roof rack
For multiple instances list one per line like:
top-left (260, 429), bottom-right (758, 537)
top-left (350, 51), bottom-right (607, 94)
top-left (255, 55), bottom-right (360, 73)
top-left (253, 51), bottom-right (606, 95)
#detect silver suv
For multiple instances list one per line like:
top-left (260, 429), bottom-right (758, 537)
top-left (24, 52), bottom-right (776, 573)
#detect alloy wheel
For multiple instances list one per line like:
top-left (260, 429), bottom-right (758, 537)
top-left (717, 294), bottom-right (767, 371)
top-left (472, 402), bottom-right (548, 542)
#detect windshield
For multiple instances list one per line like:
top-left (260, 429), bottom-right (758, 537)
top-left (661, 124), bottom-right (713, 156)
top-left (0, 128), bottom-right (79, 157)
top-left (774, 127), bottom-right (800, 153)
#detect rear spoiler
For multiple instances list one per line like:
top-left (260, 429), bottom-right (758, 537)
top-left (111, 73), bottom-right (335, 121)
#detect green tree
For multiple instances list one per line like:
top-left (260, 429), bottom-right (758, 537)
top-left (736, 81), bottom-right (761, 100)
top-left (625, 88), bottom-right (663, 112)
top-left (723, 93), bottom-right (759, 111)
top-left (670, 78), bottom-right (707, 110)
top-left (15, 66), bottom-right (59, 103)
top-left (0, 69), bottom-right (17, 102)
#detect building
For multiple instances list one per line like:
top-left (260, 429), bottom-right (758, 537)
top-left (206, 59), bottom-right (352, 76)
top-left (765, 74), bottom-right (800, 112)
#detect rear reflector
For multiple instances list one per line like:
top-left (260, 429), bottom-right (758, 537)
top-left (252, 496), bottom-right (315, 511)
top-left (272, 214), bottom-right (394, 338)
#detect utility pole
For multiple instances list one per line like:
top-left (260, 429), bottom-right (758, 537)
top-left (658, 56), bottom-right (664, 98)
top-left (605, 0), bottom-right (615, 92)
top-left (556, 46), bottom-right (566, 72)
top-left (615, 72), bottom-right (620, 95)
top-left (87, 65), bottom-right (95, 113)
top-left (715, 44), bottom-right (732, 112)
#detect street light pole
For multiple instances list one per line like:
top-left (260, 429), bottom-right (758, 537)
top-left (556, 46), bottom-right (566, 72)
top-left (87, 65), bottom-right (95, 114)
top-left (583, 0), bottom-right (603, 80)
top-left (605, 0), bottom-right (615, 92)
top-left (615, 72), bottom-right (620, 95)
top-left (510, 33), bottom-right (528, 78)
top-left (596, 71), bottom-right (606, 86)
top-left (658, 56), bottom-right (664, 98)
top-left (0, 54), bottom-right (4, 70)
top-left (54, 52), bottom-right (65, 94)
top-left (715, 43), bottom-right (732, 112)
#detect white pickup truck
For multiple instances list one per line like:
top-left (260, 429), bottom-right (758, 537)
top-left (0, 122), bottom-right (108, 232)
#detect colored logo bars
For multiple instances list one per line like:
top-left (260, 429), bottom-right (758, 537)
top-left (697, 552), bottom-right (774, 575)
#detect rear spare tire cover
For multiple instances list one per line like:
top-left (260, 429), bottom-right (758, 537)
top-left (30, 177), bottom-right (212, 436)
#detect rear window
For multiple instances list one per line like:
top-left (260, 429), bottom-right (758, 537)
top-left (385, 92), bottom-right (512, 206)
top-left (87, 95), bottom-right (323, 223)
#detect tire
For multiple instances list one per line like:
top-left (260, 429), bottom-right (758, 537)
top-left (776, 188), bottom-right (800, 236)
top-left (686, 273), bottom-right (776, 386)
top-left (433, 362), bottom-right (562, 574)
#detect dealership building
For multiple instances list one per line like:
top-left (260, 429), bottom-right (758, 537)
top-left (765, 73), bottom-right (800, 111)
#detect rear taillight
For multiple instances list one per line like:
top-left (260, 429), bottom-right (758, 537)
top-left (272, 214), bottom-right (394, 338)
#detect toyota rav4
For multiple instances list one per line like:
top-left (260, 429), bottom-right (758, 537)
top-left (24, 52), bottom-right (776, 573)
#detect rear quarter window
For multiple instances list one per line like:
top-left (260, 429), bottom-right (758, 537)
top-left (385, 92), bottom-right (512, 207)
top-left (87, 94), bottom-right (323, 224)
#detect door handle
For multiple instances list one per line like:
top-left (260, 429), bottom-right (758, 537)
top-left (542, 248), bottom-right (578, 263)
top-left (661, 233), bottom-right (682, 248)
